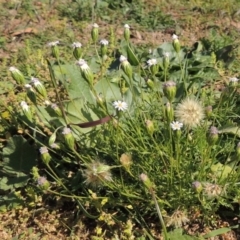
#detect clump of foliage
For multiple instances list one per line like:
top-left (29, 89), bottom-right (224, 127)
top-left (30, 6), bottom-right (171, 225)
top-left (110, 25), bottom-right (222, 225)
top-left (0, 23), bottom-right (240, 239)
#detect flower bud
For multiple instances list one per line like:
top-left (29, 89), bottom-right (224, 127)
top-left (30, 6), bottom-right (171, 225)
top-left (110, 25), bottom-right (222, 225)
top-left (172, 34), bottom-right (180, 53)
top-left (139, 173), bottom-right (154, 190)
top-left (9, 67), bottom-right (25, 85)
top-left (48, 132), bottom-right (57, 146)
top-left (100, 39), bottom-right (109, 57)
top-left (163, 52), bottom-right (170, 70)
top-left (207, 126), bottom-right (219, 145)
top-left (20, 101), bottom-right (33, 122)
top-left (30, 77), bottom-right (47, 99)
top-left (145, 120), bottom-right (154, 135)
top-left (119, 80), bottom-right (128, 95)
top-left (165, 102), bottom-right (174, 122)
top-left (51, 103), bottom-right (62, 117)
top-left (47, 41), bottom-right (60, 58)
top-left (147, 58), bottom-right (158, 75)
top-left (62, 127), bottom-right (75, 150)
top-left (163, 80), bottom-right (176, 102)
top-left (39, 146), bottom-right (51, 165)
top-left (91, 23), bottom-right (99, 43)
top-left (37, 176), bottom-right (50, 190)
top-left (146, 79), bottom-right (154, 90)
top-left (25, 84), bottom-right (37, 104)
top-left (32, 166), bottom-right (40, 179)
top-left (120, 153), bottom-right (132, 172)
top-left (205, 105), bottom-right (213, 119)
top-left (236, 142), bottom-right (240, 160)
top-left (120, 55), bottom-right (132, 79)
top-left (229, 77), bottom-right (239, 88)
top-left (76, 59), bottom-right (94, 86)
top-left (72, 42), bottom-right (82, 60)
top-left (124, 24), bottom-right (130, 42)
top-left (192, 181), bottom-right (202, 193)
top-left (50, 142), bottom-right (61, 149)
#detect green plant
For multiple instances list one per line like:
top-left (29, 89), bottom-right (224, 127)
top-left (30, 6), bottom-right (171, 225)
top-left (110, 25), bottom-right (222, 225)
top-left (2, 23), bottom-right (240, 238)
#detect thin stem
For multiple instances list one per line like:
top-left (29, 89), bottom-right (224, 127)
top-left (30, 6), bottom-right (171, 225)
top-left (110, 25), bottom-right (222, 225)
top-left (150, 189), bottom-right (169, 240)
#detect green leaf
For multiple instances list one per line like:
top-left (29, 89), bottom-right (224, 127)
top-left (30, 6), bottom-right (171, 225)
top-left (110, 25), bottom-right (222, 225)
top-left (94, 77), bottom-right (122, 101)
top-left (203, 227), bottom-right (231, 238)
top-left (127, 44), bottom-right (139, 66)
top-left (65, 98), bottom-right (99, 124)
top-left (211, 163), bottom-right (235, 181)
top-left (167, 228), bottom-right (199, 240)
top-left (219, 125), bottom-right (240, 137)
top-left (53, 64), bottom-right (94, 103)
top-left (0, 192), bottom-right (23, 211)
top-left (2, 136), bottom-right (37, 174)
top-left (0, 136), bottom-right (37, 190)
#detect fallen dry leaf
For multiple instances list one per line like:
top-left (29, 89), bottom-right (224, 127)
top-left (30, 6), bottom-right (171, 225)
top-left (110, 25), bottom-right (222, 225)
top-left (12, 27), bottom-right (38, 36)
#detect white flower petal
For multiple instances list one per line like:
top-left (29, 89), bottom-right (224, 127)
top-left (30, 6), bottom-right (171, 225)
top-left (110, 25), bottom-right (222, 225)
top-left (113, 100), bottom-right (128, 111)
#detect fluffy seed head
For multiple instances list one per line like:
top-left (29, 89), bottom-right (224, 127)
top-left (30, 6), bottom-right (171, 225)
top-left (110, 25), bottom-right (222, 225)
top-left (202, 182), bottom-right (225, 199)
top-left (83, 161), bottom-right (112, 187)
top-left (175, 98), bottom-right (204, 128)
top-left (166, 209), bottom-right (189, 228)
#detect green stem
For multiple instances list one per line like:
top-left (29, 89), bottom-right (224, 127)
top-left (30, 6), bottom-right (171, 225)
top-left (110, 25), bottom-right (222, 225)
top-left (150, 189), bottom-right (169, 240)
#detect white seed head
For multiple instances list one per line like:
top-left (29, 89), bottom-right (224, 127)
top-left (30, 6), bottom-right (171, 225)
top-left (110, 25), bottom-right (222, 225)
top-left (175, 98), bottom-right (204, 128)
top-left (93, 23), bottom-right (99, 28)
top-left (124, 24), bottom-right (130, 29)
top-left (166, 209), bottom-right (189, 228)
top-left (83, 161), bottom-right (112, 187)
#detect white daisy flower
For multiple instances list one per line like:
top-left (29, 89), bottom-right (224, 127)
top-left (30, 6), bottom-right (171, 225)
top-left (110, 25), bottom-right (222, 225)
top-left (47, 41), bottom-right (59, 47)
top-left (163, 52), bottom-right (170, 57)
top-left (170, 121), bottom-right (183, 131)
top-left (229, 77), bottom-right (239, 83)
top-left (100, 39), bottom-right (109, 45)
top-left (147, 58), bottom-right (157, 66)
top-left (20, 101), bottom-right (29, 111)
top-left (172, 34), bottom-right (178, 40)
top-left (93, 23), bottom-right (99, 28)
top-left (9, 66), bottom-right (20, 73)
top-left (113, 100), bottom-right (128, 111)
top-left (72, 42), bottom-right (82, 48)
top-left (119, 55), bottom-right (128, 63)
top-left (76, 59), bottom-right (90, 70)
